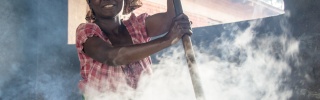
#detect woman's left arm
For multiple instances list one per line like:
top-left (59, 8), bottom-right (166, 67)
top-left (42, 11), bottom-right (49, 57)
top-left (145, 0), bottom-right (176, 37)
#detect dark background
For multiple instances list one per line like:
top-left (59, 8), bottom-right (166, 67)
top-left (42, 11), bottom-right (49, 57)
top-left (0, 0), bottom-right (319, 99)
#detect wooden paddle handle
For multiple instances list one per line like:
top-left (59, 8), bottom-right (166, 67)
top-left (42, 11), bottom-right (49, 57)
top-left (173, 0), bottom-right (205, 100)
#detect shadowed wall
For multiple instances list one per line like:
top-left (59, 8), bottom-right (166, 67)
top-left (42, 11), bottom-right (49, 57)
top-left (0, 0), bottom-right (81, 99)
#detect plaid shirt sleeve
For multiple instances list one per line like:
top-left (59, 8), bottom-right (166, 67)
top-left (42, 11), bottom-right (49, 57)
top-left (76, 23), bottom-right (105, 54)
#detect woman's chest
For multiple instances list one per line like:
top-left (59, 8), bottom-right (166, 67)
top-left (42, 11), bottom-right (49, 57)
top-left (102, 25), bottom-right (134, 46)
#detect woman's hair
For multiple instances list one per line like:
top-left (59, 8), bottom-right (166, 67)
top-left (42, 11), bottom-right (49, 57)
top-left (86, 0), bottom-right (142, 22)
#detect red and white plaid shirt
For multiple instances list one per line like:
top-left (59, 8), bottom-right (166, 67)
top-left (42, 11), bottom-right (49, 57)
top-left (76, 13), bottom-right (152, 93)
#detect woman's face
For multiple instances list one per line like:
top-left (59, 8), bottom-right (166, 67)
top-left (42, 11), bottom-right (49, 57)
top-left (89, 0), bottom-right (124, 19)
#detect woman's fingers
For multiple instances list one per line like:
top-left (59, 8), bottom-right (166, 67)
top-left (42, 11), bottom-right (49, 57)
top-left (173, 13), bottom-right (189, 21)
top-left (174, 20), bottom-right (192, 29)
top-left (168, 13), bottom-right (193, 39)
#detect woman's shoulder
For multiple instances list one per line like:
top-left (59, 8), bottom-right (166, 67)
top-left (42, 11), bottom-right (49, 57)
top-left (77, 23), bottom-right (100, 31)
top-left (76, 23), bottom-right (103, 39)
top-left (123, 13), bottom-right (149, 22)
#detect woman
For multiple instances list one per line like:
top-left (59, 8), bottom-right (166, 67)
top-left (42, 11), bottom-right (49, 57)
top-left (76, 0), bottom-right (192, 98)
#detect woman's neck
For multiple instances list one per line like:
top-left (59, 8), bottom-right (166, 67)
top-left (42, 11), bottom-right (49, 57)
top-left (95, 16), bottom-right (122, 33)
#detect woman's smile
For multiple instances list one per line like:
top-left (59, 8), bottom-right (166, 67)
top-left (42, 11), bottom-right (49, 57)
top-left (102, 4), bottom-right (116, 10)
top-left (104, 5), bottom-right (114, 8)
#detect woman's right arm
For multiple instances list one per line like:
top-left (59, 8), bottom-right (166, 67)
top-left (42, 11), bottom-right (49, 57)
top-left (83, 14), bottom-right (192, 66)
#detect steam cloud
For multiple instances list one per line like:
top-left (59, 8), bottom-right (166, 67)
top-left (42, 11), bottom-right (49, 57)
top-left (1, 0), bottom-right (301, 100)
top-left (84, 14), bottom-right (299, 100)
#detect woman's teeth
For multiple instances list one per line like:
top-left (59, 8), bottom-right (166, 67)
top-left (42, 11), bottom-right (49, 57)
top-left (104, 5), bottom-right (114, 8)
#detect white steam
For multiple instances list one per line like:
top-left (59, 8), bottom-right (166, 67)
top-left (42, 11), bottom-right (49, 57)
top-left (196, 21), bottom-right (298, 100)
top-left (85, 17), bottom-right (299, 100)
